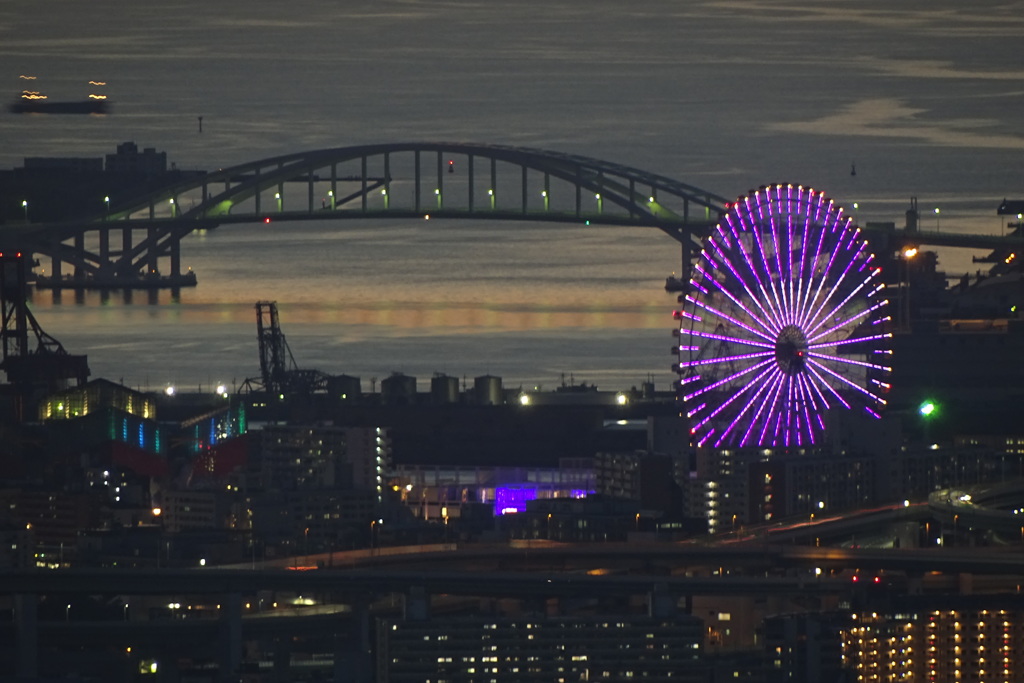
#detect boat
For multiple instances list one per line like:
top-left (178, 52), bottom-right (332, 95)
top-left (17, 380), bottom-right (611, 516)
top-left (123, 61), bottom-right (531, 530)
top-left (9, 79), bottom-right (110, 114)
top-left (9, 96), bottom-right (109, 115)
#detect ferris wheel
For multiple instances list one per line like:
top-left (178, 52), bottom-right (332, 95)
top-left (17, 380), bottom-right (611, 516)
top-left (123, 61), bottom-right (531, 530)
top-left (674, 184), bottom-right (892, 448)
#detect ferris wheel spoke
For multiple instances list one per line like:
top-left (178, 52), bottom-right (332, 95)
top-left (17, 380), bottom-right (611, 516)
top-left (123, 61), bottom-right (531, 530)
top-left (727, 207), bottom-right (788, 326)
top-left (683, 357), bottom-right (776, 402)
top-left (804, 364), bottom-right (852, 410)
top-left (807, 332), bottom-right (893, 351)
top-left (795, 372), bottom-right (827, 434)
top-left (796, 223), bottom-right (863, 327)
top-left (807, 298), bottom-right (887, 344)
top-left (748, 219), bottom-right (790, 327)
top-left (717, 366), bottom-right (784, 447)
top-left (798, 233), bottom-right (868, 330)
top-left (794, 375), bottom-right (820, 446)
top-left (796, 202), bottom-right (839, 322)
top-left (806, 350), bottom-right (892, 373)
top-left (693, 362), bottom-right (777, 435)
top-left (749, 371), bottom-right (789, 446)
top-left (760, 189), bottom-right (791, 322)
top-left (684, 327), bottom-right (775, 351)
top-left (802, 265), bottom-right (880, 337)
top-left (679, 350), bottom-right (773, 369)
top-left (699, 248), bottom-right (783, 335)
top-left (684, 295), bottom-right (777, 344)
top-left (712, 227), bottom-right (786, 331)
top-left (807, 357), bottom-right (886, 405)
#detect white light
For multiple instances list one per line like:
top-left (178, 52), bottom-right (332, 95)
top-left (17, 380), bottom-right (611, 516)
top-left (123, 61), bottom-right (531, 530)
top-left (215, 384), bottom-right (227, 395)
top-left (165, 386), bottom-right (176, 396)
top-left (519, 394), bottom-right (531, 406)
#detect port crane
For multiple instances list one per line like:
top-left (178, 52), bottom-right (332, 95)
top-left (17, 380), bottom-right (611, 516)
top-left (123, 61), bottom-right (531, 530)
top-left (245, 301), bottom-right (327, 396)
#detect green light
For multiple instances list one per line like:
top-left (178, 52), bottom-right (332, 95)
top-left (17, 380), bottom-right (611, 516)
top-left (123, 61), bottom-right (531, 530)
top-left (919, 400), bottom-right (937, 417)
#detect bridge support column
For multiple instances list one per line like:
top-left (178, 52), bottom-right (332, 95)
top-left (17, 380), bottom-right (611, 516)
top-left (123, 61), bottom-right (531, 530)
top-left (170, 239), bottom-right (181, 278)
top-left (74, 233), bottom-right (85, 280)
top-left (219, 592), bottom-right (242, 682)
top-left (14, 593), bottom-right (38, 679)
top-left (121, 227), bottom-right (133, 276)
top-left (362, 157), bottom-right (370, 212)
top-left (99, 228), bottom-right (110, 269)
top-left (147, 227), bottom-right (158, 275)
top-left (308, 168), bottom-right (315, 213)
top-left (330, 163), bottom-right (337, 209)
top-left (51, 254), bottom-right (62, 281)
top-left (680, 238), bottom-right (693, 284)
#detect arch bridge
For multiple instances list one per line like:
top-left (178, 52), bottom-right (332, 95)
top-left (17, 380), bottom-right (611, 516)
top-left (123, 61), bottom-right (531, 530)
top-left (8, 143), bottom-right (730, 288)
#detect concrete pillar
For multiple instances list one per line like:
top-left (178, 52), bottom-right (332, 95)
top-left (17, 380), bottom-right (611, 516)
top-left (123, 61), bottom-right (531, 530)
top-left (121, 227), bottom-right (133, 276)
top-left (170, 239), bottom-right (181, 278)
top-left (147, 227), bottom-right (158, 275)
top-left (51, 253), bottom-right (62, 281)
top-left (99, 228), bottom-right (110, 269)
top-left (219, 592), bottom-right (242, 681)
top-left (74, 233), bottom-right (85, 279)
top-left (14, 593), bottom-right (38, 679)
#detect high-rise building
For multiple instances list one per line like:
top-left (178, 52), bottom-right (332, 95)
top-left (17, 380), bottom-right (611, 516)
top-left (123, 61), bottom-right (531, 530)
top-left (377, 614), bottom-right (707, 683)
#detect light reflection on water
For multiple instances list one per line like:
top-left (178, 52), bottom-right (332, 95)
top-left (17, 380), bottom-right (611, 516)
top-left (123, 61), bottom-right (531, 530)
top-left (6, 0), bottom-right (1024, 389)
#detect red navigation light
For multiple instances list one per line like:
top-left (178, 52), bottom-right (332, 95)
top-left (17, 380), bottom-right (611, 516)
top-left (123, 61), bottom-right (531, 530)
top-left (851, 575), bottom-right (859, 582)
top-left (16, 252), bottom-right (21, 258)
top-left (264, 217), bottom-right (271, 224)
top-left (873, 576), bottom-right (881, 584)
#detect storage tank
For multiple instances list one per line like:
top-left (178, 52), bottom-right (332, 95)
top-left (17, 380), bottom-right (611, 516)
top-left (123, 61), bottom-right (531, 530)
top-left (430, 374), bottom-right (460, 404)
top-left (381, 373), bottom-right (417, 405)
top-left (327, 374), bottom-right (361, 401)
top-left (473, 375), bottom-right (503, 405)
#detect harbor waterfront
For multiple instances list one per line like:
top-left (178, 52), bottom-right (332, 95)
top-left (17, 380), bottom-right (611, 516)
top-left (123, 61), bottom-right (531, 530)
top-left (3, 0), bottom-right (1024, 681)
top-left (2, 0), bottom-right (1023, 393)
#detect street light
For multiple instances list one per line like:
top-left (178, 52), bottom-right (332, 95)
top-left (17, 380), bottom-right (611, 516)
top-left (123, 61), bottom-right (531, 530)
top-left (21, 200), bottom-right (28, 221)
top-left (934, 207), bottom-right (940, 231)
top-left (104, 195), bottom-right (110, 216)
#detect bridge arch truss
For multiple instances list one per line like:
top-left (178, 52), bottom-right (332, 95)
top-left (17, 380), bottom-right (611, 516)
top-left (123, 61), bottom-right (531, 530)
top-left (21, 143), bottom-right (729, 287)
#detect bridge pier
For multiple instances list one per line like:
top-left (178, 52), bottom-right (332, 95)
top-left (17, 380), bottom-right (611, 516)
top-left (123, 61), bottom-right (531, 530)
top-left (74, 233), bottom-right (85, 280)
top-left (147, 226), bottom-right (159, 274)
top-left (170, 239), bottom-right (181, 278)
top-left (122, 226), bottom-right (133, 275)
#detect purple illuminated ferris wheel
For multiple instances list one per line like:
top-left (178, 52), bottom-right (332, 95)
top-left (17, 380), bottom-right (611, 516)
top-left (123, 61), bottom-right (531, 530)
top-left (674, 184), bottom-right (892, 448)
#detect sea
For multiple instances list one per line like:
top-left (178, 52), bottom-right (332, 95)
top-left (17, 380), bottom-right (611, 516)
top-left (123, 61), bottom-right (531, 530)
top-left (2, 0), bottom-right (1023, 393)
